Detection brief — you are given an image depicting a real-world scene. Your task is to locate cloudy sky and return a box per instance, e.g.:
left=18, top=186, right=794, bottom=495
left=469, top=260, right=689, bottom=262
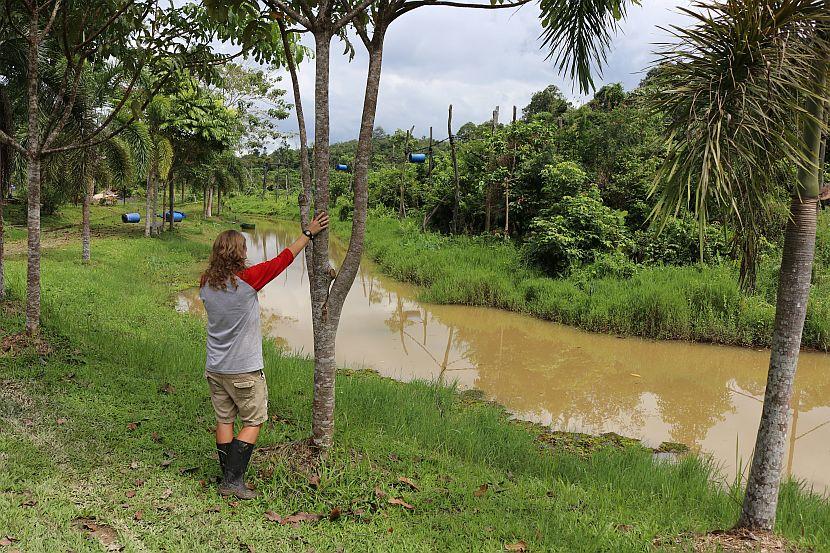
left=267, top=0, right=693, bottom=144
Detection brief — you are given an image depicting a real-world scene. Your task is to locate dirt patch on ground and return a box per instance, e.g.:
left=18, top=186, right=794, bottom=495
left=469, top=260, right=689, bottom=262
left=72, top=518, right=123, bottom=551
left=656, top=528, right=808, bottom=552
left=0, top=331, right=53, bottom=356
left=258, top=438, right=320, bottom=478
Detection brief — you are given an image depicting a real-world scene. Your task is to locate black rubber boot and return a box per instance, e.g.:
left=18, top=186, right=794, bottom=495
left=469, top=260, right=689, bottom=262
left=218, top=439, right=259, bottom=500
left=217, top=442, right=231, bottom=476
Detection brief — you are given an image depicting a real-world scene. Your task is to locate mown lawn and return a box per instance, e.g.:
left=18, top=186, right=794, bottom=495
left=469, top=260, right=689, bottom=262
left=0, top=202, right=828, bottom=551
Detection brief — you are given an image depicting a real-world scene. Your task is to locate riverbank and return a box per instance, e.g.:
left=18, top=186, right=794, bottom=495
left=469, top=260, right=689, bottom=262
left=2, top=203, right=828, bottom=551
left=225, top=194, right=830, bottom=350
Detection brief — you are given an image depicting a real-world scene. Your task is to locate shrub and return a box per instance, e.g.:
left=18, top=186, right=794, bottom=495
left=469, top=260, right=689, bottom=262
left=523, top=194, right=630, bottom=276
left=632, top=216, right=729, bottom=266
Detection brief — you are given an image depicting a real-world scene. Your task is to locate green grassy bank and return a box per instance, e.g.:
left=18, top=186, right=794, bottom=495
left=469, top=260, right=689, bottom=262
left=225, top=194, right=830, bottom=350
left=2, top=203, right=827, bottom=551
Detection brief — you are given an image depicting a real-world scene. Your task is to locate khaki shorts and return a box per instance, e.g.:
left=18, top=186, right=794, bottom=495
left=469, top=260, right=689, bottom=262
left=205, top=370, right=268, bottom=427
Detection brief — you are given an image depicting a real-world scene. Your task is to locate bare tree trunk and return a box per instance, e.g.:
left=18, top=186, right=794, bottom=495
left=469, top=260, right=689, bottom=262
left=309, top=30, right=337, bottom=449
left=168, top=179, right=174, bottom=231
left=82, top=174, right=93, bottom=262
left=25, top=12, right=42, bottom=335
left=206, top=182, right=213, bottom=218
left=505, top=105, right=516, bottom=237
left=161, top=178, right=167, bottom=229
left=399, top=128, right=411, bottom=218
left=144, top=166, right=153, bottom=237
left=278, top=19, right=313, bottom=277
left=449, top=104, right=460, bottom=235
left=738, top=62, right=826, bottom=531
left=313, top=26, right=386, bottom=449
left=216, top=186, right=221, bottom=216
left=0, top=87, right=11, bottom=300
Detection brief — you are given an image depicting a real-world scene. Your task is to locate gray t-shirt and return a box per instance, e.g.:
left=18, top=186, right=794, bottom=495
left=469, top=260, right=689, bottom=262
left=200, top=248, right=295, bottom=374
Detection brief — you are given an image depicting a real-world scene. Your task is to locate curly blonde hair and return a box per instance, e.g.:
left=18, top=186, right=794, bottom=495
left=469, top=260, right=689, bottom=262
left=201, top=230, right=247, bottom=290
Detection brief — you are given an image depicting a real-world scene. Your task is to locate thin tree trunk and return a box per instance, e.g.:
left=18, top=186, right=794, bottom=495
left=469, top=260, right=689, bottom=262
left=206, top=182, right=213, bottom=218
left=0, top=87, right=11, bottom=300
left=82, top=174, right=93, bottom=262
left=399, top=128, right=410, bottom=218
left=25, top=11, right=42, bottom=335
left=449, top=104, right=460, bottom=234
left=216, top=186, right=221, bottom=216
left=315, top=26, right=387, bottom=449
left=309, top=30, right=337, bottom=449
left=168, top=179, right=174, bottom=231
left=161, top=178, right=167, bottom=230
left=144, top=165, right=153, bottom=237
left=738, top=61, right=826, bottom=531
left=278, top=19, right=313, bottom=277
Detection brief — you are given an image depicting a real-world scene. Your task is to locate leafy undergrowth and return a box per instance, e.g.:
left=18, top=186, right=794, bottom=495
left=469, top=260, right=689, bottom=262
left=0, top=206, right=828, bottom=551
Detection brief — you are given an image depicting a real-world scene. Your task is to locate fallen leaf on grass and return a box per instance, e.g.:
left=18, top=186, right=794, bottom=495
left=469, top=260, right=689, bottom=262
left=0, top=536, right=18, bottom=546
left=307, top=475, right=320, bottom=488
left=264, top=511, right=282, bottom=523
left=179, top=466, right=197, bottom=475
left=388, top=453, right=399, bottom=462
left=160, top=460, right=172, bottom=468
left=133, top=511, right=143, bottom=521
left=504, top=541, right=527, bottom=552
left=329, top=507, right=341, bottom=521
left=151, top=432, right=161, bottom=443
left=129, top=461, right=139, bottom=470
left=397, top=477, right=419, bottom=491
left=198, top=479, right=207, bottom=488
left=163, top=450, right=176, bottom=459
left=228, top=501, right=239, bottom=508
left=161, top=488, right=172, bottom=499
left=56, top=418, right=66, bottom=425
left=473, top=484, right=488, bottom=497
left=134, top=479, right=144, bottom=487
left=19, top=499, right=36, bottom=508
left=615, top=524, right=633, bottom=533
left=125, top=490, right=136, bottom=498
left=22, top=419, right=34, bottom=427
left=388, top=497, right=414, bottom=510
left=373, top=486, right=387, bottom=499
left=264, top=511, right=322, bottom=526
left=126, top=422, right=139, bottom=431
left=158, top=383, right=176, bottom=395
left=206, top=506, right=220, bottom=513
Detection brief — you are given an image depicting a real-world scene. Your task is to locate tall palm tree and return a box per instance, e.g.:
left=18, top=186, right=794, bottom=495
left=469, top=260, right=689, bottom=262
left=650, top=0, right=828, bottom=531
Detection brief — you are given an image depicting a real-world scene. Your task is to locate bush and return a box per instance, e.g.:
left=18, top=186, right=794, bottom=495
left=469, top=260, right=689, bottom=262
left=632, top=216, right=729, bottom=266
left=523, top=194, right=630, bottom=276
left=540, top=161, right=593, bottom=201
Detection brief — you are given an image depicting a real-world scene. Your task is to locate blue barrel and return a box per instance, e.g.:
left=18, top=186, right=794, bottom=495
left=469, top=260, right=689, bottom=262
left=175, top=210, right=186, bottom=219
left=158, top=211, right=184, bottom=222
left=335, top=164, right=349, bottom=172
left=408, top=153, right=427, bottom=163
left=122, top=212, right=141, bottom=223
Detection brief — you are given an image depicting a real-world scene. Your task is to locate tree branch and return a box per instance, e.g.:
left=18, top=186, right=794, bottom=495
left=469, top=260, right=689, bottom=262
left=262, top=0, right=312, bottom=29
left=333, top=0, right=376, bottom=31
left=0, top=129, right=25, bottom=155
left=396, top=0, right=530, bottom=17
left=72, top=0, right=137, bottom=53
left=40, top=0, right=60, bottom=37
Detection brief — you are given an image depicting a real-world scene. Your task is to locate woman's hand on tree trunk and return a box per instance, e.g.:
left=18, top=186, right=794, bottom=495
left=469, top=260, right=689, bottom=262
left=308, top=212, right=329, bottom=236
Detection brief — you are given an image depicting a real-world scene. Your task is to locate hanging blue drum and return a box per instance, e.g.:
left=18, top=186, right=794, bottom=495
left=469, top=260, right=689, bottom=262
left=122, top=212, right=141, bottom=223
left=408, top=153, right=427, bottom=164
left=336, top=164, right=349, bottom=172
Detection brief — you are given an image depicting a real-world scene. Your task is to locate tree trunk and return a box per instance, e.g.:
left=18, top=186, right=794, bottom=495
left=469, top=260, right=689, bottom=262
left=144, top=165, right=153, bottom=237
left=278, top=19, right=314, bottom=277
left=206, top=182, right=213, bottom=218
left=216, top=186, right=221, bottom=216
left=168, top=179, right=174, bottom=231
left=399, top=128, right=410, bottom=218
left=309, top=30, right=337, bottom=449
left=449, top=104, right=461, bottom=234
left=82, top=174, right=93, bottom=262
left=161, top=178, right=167, bottom=229
left=738, top=62, right=826, bottom=531
left=0, top=88, right=10, bottom=300
left=25, top=12, right=41, bottom=335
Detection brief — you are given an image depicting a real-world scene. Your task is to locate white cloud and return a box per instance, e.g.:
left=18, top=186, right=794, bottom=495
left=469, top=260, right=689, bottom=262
left=266, top=0, right=693, bottom=145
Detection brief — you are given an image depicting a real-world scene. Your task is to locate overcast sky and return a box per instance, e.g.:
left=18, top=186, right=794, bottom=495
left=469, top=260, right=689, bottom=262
left=266, top=0, right=693, bottom=144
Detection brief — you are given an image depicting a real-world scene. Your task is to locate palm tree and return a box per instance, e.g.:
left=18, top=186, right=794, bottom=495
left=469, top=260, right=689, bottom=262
left=650, top=0, right=828, bottom=531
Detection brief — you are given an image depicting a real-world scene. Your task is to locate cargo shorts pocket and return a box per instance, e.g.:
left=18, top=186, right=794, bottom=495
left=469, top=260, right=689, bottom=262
left=232, top=380, right=256, bottom=399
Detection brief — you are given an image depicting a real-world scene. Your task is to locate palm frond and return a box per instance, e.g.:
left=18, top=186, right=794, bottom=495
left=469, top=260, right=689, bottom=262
left=99, top=137, right=135, bottom=189
left=539, top=0, right=639, bottom=93
left=154, top=136, right=174, bottom=181
left=650, top=0, right=830, bottom=230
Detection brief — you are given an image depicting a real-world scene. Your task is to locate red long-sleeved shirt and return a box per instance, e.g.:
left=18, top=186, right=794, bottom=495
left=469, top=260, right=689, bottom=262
left=237, top=248, right=295, bottom=291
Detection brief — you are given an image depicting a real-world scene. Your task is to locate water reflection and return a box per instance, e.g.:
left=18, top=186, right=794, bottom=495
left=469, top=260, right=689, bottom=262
left=178, top=220, right=830, bottom=493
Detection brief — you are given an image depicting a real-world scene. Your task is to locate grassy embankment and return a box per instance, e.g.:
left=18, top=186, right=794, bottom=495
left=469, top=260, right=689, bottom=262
left=225, top=194, right=830, bottom=350
left=1, top=201, right=828, bottom=551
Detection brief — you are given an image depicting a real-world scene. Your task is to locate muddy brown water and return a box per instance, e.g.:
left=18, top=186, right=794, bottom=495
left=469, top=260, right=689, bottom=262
left=178, top=220, right=830, bottom=494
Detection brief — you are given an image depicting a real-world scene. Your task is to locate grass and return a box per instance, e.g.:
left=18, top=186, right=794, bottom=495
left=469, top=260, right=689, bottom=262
left=1, top=199, right=828, bottom=551
left=224, top=194, right=830, bottom=350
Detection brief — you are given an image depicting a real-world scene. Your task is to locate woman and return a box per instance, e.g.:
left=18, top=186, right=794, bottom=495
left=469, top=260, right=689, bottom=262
left=200, top=212, right=329, bottom=499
